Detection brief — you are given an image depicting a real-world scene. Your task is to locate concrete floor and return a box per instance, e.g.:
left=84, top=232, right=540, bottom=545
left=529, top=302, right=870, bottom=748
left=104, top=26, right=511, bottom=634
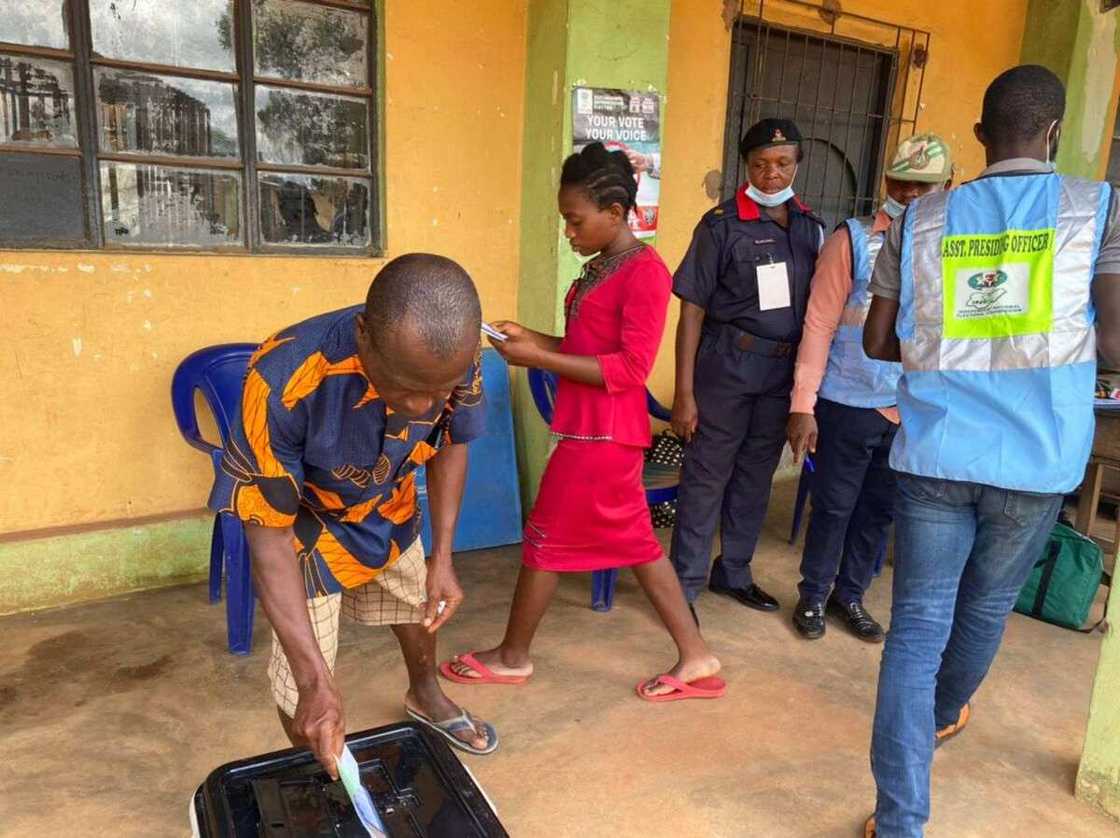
left=1, top=480, right=1117, bottom=837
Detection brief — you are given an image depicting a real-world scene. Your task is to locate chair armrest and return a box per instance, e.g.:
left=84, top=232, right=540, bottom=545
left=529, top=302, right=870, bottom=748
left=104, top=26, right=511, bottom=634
left=646, top=389, right=672, bottom=423
left=171, top=374, right=222, bottom=457
left=527, top=368, right=558, bottom=424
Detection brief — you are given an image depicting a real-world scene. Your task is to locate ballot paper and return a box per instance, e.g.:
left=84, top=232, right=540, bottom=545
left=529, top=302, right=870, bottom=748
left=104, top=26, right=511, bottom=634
left=482, top=322, right=508, bottom=342
left=337, top=744, right=388, bottom=837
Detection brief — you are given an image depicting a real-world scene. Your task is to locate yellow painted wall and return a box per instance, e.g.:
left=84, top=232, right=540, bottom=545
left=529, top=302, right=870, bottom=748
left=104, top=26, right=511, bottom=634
left=0, top=1, right=528, bottom=537
left=649, top=0, right=1030, bottom=403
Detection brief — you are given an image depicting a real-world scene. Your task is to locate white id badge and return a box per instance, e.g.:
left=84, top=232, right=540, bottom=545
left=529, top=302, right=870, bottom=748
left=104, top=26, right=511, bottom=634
left=756, top=261, right=791, bottom=311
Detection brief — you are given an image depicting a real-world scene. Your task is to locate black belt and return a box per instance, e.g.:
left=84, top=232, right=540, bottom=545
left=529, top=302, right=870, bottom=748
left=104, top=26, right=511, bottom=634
left=703, top=321, right=798, bottom=358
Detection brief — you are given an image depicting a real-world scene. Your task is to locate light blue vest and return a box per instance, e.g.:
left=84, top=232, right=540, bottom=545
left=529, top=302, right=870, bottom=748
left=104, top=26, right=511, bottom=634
left=893, top=173, right=1110, bottom=493
left=819, top=216, right=903, bottom=408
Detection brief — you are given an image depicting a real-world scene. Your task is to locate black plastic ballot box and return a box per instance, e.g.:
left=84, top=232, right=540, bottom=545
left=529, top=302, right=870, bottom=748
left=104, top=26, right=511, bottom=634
left=191, top=722, right=507, bottom=837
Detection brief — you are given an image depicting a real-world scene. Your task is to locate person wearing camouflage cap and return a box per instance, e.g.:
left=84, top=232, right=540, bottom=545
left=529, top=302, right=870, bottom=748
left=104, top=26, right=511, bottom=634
left=786, top=133, right=953, bottom=646
left=884, top=133, right=953, bottom=185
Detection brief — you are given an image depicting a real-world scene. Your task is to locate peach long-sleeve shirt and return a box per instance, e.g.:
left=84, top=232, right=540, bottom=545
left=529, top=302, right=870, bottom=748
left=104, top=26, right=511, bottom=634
left=790, top=209, right=899, bottom=423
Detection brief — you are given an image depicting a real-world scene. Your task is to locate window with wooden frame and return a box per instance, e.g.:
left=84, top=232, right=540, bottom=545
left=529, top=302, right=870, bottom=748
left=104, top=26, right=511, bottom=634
left=0, top=0, right=380, bottom=254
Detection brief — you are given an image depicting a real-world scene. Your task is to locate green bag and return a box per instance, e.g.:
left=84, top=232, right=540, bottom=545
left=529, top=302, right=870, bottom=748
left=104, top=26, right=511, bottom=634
left=1014, top=523, right=1110, bottom=632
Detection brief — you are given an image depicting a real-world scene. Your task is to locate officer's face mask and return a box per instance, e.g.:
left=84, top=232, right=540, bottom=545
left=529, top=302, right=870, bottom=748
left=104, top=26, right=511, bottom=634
left=746, top=168, right=797, bottom=208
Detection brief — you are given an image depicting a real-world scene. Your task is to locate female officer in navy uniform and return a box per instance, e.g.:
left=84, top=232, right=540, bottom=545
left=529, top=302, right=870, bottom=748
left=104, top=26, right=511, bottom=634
left=669, top=118, right=824, bottom=618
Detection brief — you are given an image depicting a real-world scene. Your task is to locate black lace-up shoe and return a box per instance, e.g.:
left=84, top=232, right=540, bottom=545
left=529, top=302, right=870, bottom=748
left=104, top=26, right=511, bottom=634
left=708, top=558, right=780, bottom=612
left=827, top=597, right=885, bottom=643
left=793, top=598, right=826, bottom=639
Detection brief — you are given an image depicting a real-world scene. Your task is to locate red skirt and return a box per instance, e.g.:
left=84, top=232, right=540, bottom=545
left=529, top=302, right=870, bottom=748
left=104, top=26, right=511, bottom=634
left=522, top=439, right=663, bottom=572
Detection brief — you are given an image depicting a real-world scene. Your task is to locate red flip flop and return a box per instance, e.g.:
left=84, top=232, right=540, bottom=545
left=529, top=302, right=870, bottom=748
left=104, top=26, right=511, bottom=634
left=636, top=674, right=727, bottom=703
left=439, top=652, right=530, bottom=686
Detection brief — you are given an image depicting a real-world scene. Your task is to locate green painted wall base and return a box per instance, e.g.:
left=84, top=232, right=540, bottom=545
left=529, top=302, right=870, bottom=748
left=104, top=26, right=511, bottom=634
left=0, top=515, right=212, bottom=616
left=1077, top=578, right=1120, bottom=823
left=514, top=0, right=673, bottom=505
left=1021, top=0, right=1120, bottom=178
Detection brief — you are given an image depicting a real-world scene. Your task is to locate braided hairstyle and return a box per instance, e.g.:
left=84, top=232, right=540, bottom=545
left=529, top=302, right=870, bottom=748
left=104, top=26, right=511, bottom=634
left=560, top=142, right=638, bottom=213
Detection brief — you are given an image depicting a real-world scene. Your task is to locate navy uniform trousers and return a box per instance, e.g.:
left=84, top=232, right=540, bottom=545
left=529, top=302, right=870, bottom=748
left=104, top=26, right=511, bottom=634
left=796, top=397, right=898, bottom=605
left=670, top=325, right=795, bottom=601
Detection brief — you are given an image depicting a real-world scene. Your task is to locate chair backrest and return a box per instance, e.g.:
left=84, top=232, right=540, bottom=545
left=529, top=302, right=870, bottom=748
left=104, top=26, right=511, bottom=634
left=171, top=343, right=258, bottom=456
left=526, top=367, right=672, bottom=425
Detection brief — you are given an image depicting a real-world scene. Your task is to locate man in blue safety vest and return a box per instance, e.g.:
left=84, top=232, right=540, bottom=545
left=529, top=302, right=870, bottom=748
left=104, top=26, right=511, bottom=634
left=787, top=134, right=953, bottom=643
left=861, top=65, right=1120, bottom=837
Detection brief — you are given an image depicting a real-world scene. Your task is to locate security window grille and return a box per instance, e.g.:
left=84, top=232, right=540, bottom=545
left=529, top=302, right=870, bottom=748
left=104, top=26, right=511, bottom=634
left=0, top=0, right=380, bottom=253
left=723, top=0, right=930, bottom=229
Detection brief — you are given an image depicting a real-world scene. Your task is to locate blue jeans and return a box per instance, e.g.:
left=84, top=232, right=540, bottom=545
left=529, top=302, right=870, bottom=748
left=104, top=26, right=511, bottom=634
left=871, top=474, right=1062, bottom=837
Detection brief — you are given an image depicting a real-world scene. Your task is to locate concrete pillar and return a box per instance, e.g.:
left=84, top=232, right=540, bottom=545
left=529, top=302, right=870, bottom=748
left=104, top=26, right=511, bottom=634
left=1020, top=0, right=1120, bottom=178
left=1077, top=582, right=1120, bottom=821
left=1022, top=2, right=1120, bottom=821
left=1020, top=1, right=1120, bottom=821
left=514, top=0, right=672, bottom=503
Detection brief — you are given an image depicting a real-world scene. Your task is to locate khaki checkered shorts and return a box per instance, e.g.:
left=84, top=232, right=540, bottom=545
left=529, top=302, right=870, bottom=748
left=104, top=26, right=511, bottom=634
left=268, top=538, right=427, bottom=718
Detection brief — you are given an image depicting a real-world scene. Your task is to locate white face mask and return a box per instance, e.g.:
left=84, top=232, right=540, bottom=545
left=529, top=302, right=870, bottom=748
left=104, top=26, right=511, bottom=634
left=882, top=195, right=907, bottom=219
left=746, top=178, right=796, bottom=208
left=882, top=182, right=947, bottom=219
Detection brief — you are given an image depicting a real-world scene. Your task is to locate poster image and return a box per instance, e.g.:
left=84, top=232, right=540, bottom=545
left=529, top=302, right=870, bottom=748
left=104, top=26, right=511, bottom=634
left=572, top=87, right=661, bottom=240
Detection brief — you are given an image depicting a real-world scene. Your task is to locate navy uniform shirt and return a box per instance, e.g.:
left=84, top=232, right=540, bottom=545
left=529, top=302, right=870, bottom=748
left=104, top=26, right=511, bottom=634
left=673, top=188, right=825, bottom=343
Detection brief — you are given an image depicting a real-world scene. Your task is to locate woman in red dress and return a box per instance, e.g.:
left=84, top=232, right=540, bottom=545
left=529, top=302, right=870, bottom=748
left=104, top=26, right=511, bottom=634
left=442, top=143, right=723, bottom=702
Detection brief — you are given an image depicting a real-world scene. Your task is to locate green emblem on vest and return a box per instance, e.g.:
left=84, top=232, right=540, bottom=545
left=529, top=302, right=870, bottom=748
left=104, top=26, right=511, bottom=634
left=941, top=229, right=1055, bottom=339
left=964, top=270, right=1010, bottom=313
left=967, top=270, right=1008, bottom=290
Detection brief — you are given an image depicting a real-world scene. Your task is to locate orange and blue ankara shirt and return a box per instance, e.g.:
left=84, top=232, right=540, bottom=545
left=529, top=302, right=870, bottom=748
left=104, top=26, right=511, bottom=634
left=208, top=305, right=485, bottom=598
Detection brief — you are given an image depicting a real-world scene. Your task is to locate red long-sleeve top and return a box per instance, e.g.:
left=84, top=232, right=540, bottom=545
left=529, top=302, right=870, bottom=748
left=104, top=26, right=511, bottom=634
left=551, top=247, right=672, bottom=447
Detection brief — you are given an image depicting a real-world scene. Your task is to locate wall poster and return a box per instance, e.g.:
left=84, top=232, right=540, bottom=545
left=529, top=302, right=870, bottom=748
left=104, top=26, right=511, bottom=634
left=572, top=86, right=661, bottom=241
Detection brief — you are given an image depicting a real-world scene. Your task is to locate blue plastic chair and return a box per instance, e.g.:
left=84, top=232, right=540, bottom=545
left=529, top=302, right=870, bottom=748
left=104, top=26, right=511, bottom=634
left=526, top=368, right=678, bottom=612
left=415, top=349, right=523, bottom=553
left=171, top=343, right=258, bottom=655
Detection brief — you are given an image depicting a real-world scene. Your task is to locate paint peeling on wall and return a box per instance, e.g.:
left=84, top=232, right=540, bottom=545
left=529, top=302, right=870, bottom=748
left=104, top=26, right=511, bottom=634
left=0, top=263, right=74, bottom=274
left=1080, top=9, right=1118, bottom=161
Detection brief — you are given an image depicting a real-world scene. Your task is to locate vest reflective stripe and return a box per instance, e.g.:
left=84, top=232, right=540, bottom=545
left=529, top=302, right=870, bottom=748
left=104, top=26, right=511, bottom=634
left=893, top=173, right=1109, bottom=493
left=818, top=216, right=903, bottom=408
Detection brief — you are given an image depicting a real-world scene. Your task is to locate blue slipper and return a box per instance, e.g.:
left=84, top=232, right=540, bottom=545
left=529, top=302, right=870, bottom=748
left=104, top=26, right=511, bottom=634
left=405, top=705, right=499, bottom=756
